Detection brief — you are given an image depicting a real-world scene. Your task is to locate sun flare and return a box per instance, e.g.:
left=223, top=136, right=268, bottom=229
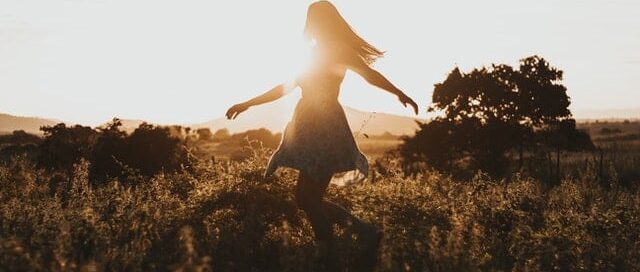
left=279, top=39, right=317, bottom=120
left=289, top=40, right=318, bottom=81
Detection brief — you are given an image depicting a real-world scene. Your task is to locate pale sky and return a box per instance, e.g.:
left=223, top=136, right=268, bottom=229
left=1, top=0, right=639, bottom=125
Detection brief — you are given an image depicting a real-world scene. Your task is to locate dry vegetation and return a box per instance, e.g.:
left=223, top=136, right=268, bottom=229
left=2, top=145, right=639, bottom=271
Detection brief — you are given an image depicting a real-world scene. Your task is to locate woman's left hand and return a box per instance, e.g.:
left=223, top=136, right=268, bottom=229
left=226, top=103, right=250, bottom=120
left=398, top=93, right=419, bottom=115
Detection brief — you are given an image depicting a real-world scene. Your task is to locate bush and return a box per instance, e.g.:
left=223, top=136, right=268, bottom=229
left=36, top=121, right=190, bottom=184
left=38, top=124, right=98, bottom=171
left=123, top=123, right=190, bottom=177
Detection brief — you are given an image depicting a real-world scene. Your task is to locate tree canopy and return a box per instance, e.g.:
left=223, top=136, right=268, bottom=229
left=401, top=56, right=593, bottom=179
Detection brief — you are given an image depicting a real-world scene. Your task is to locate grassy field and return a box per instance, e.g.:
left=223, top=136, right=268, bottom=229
left=1, top=148, right=639, bottom=271
left=355, top=137, right=403, bottom=159
left=192, top=134, right=402, bottom=162
left=1, top=122, right=639, bottom=271
left=578, top=120, right=640, bottom=140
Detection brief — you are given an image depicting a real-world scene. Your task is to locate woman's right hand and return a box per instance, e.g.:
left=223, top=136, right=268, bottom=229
left=226, top=103, right=250, bottom=120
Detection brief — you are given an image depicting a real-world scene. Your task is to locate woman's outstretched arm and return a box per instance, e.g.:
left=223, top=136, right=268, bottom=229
left=226, top=82, right=298, bottom=120
left=343, top=55, right=419, bottom=115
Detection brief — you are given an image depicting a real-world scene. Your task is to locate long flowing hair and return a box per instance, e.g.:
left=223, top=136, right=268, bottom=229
left=304, top=1, right=384, bottom=65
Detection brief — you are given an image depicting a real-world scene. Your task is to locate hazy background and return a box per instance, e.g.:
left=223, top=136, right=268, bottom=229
left=1, top=0, right=639, bottom=125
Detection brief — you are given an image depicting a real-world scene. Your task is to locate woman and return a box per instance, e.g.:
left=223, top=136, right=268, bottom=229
left=226, top=0, right=418, bottom=264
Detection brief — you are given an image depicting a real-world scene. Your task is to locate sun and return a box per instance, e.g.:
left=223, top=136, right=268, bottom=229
left=286, top=39, right=317, bottom=86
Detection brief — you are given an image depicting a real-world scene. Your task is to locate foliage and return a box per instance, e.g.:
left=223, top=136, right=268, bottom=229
left=402, top=56, right=594, bottom=179
left=537, top=119, right=595, bottom=153
left=399, top=120, right=461, bottom=174
left=124, top=123, right=190, bottom=177
left=0, top=130, right=42, bottom=161
left=90, top=119, right=128, bottom=182
left=36, top=120, right=190, bottom=184
left=221, top=128, right=282, bottom=161
left=1, top=150, right=639, bottom=271
left=0, top=130, right=42, bottom=147
left=212, top=128, right=231, bottom=142
left=225, top=129, right=281, bottom=149
left=38, top=124, right=98, bottom=171
left=195, top=128, right=214, bottom=142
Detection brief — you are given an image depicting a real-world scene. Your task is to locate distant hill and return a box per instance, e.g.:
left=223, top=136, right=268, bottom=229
left=191, top=103, right=422, bottom=136
left=344, top=106, right=422, bottom=136
left=1, top=105, right=422, bottom=137
left=573, top=108, right=640, bottom=122
left=0, top=113, right=61, bottom=135
left=4, top=106, right=639, bottom=137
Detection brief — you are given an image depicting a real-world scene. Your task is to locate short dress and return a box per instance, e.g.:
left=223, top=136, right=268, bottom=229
left=264, top=52, right=369, bottom=182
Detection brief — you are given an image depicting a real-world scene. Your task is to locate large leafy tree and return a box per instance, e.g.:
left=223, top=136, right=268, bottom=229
left=401, top=56, right=592, bottom=178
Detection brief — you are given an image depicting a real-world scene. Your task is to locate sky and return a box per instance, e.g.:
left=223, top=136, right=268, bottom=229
left=1, top=0, right=639, bottom=125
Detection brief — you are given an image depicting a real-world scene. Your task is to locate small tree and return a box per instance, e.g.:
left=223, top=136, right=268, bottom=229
left=0, top=130, right=42, bottom=146
left=124, top=123, right=189, bottom=176
left=90, top=118, right=127, bottom=183
left=196, top=128, right=214, bottom=142
left=213, top=128, right=231, bottom=142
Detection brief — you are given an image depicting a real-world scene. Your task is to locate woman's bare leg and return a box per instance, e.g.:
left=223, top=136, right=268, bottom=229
left=295, top=172, right=333, bottom=242
left=295, top=172, right=381, bottom=269
left=295, top=172, right=376, bottom=236
left=323, top=200, right=367, bottom=229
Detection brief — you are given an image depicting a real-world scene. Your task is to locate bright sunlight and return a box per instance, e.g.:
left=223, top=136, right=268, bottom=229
left=1, top=0, right=638, bottom=125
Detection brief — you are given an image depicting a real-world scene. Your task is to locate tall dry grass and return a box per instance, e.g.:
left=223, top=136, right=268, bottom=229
left=1, top=149, right=639, bottom=271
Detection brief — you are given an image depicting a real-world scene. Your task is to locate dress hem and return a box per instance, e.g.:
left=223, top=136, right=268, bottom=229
left=264, top=151, right=369, bottom=181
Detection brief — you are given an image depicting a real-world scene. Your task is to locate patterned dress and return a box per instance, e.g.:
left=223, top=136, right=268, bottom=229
left=264, top=49, right=369, bottom=182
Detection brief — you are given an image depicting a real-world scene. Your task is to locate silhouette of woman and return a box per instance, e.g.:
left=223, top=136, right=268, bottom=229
left=226, top=0, right=418, bottom=265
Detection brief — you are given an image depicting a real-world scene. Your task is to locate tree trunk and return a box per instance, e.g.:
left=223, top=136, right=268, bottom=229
left=598, top=148, right=604, bottom=184
left=556, top=145, right=561, bottom=185
left=518, top=142, right=524, bottom=170
left=547, top=151, right=553, bottom=184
